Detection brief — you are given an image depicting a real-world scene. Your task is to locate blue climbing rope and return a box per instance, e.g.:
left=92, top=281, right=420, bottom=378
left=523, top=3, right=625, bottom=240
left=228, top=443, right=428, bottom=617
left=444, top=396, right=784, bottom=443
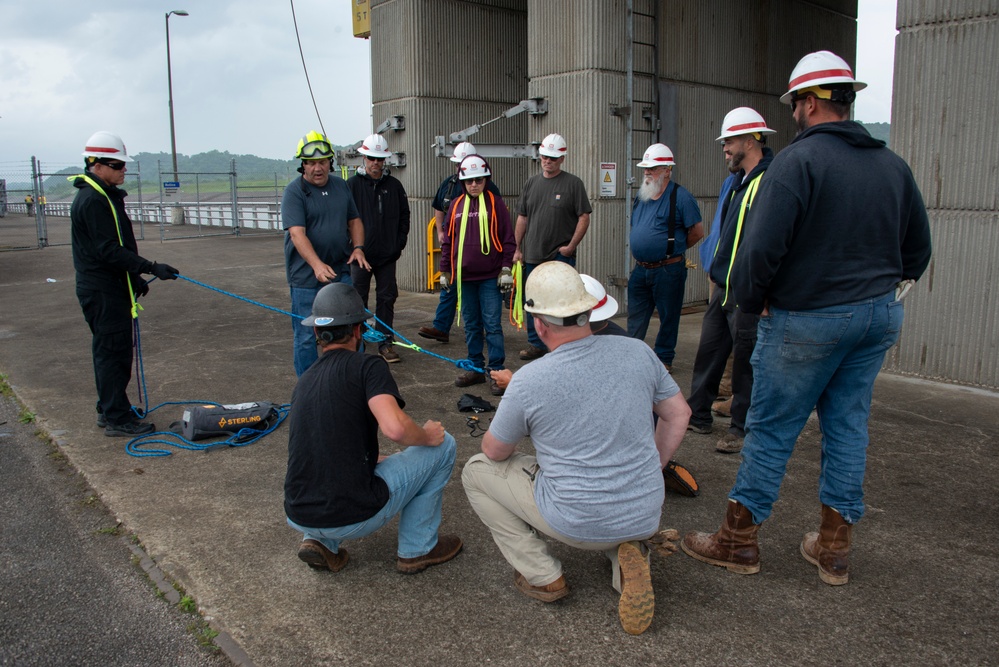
left=123, top=274, right=484, bottom=457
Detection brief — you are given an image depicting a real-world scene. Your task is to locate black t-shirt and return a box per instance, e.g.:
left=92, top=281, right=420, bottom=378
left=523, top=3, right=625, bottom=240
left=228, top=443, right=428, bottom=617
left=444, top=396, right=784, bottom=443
left=284, top=348, right=403, bottom=528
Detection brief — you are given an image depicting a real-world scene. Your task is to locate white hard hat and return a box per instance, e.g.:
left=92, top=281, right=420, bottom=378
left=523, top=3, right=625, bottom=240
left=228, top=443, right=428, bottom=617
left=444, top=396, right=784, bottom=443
left=82, top=131, right=133, bottom=162
left=716, top=107, right=776, bottom=142
left=538, top=133, right=568, bottom=158
left=779, top=50, right=867, bottom=105
left=579, top=274, right=618, bottom=322
left=524, top=261, right=598, bottom=320
left=637, top=143, right=675, bottom=168
left=451, top=141, right=477, bottom=163
left=358, top=133, right=392, bottom=158
left=457, top=155, right=490, bottom=180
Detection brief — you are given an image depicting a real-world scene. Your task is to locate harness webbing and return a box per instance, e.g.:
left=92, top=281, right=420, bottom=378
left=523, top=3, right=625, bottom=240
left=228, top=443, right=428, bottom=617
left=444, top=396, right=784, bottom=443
left=70, top=173, right=142, bottom=319
left=722, top=173, right=763, bottom=306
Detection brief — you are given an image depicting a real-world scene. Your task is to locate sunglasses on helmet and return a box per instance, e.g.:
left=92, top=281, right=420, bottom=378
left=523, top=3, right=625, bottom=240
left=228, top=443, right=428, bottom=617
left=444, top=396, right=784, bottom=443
left=300, top=142, right=333, bottom=158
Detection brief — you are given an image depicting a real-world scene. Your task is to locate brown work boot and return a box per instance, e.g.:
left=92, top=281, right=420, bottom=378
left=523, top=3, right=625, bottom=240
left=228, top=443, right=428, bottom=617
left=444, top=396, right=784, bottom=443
left=519, top=345, right=547, bottom=361
left=681, top=499, right=761, bottom=574
left=712, top=397, right=732, bottom=417
left=715, top=432, right=743, bottom=453
left=800, top=505, right=852, bottom=586
left=618, top=541, right=654, bottom=635
left=379, top=345, right=401, bottom=363
left=455, top=371, right=486, bottom=387
left=513, top=571, right=569, bottom=602
left=396, top=534, right=463, bottom=574
left=298, top=539, right=349, bottom=572
left=417, top=326, right=449, bottom=343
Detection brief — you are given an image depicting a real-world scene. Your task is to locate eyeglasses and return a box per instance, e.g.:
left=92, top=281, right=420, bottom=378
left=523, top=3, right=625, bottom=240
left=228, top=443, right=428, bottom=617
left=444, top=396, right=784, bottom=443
left=101, top=160, right=127, bottom=171
left=466, top=177, right=486, bottom=184
left=540, top=155, right=562, bottom=162
left=366, top=156, right=386, bottom=162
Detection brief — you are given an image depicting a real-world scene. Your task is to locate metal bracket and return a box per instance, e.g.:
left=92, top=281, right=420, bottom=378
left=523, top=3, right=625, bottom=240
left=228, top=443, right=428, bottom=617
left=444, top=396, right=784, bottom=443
left=443, top=98, right=548, bottom=144
left=609, top=103, right=631, bottom=117
left=374, top=115, right=406, bottom=134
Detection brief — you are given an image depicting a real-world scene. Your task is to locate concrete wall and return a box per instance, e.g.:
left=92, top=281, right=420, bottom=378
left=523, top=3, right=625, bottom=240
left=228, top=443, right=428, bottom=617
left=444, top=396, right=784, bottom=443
left=369, top=0, right=529, bottom=292
left=885, top=0, right=999, bottom=388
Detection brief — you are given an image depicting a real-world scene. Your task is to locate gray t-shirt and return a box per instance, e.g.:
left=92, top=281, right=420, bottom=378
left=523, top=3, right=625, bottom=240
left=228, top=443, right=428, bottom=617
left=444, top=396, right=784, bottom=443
left=489, top=334, right=677, bottom=542
left=516, top=171, right=592, bottom=264
left=282, top=175, right=359, bottom=289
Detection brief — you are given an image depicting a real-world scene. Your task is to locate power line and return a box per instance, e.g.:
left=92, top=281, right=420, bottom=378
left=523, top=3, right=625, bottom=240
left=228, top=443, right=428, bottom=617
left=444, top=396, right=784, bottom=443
left=289, top=0, right=326, bottom=137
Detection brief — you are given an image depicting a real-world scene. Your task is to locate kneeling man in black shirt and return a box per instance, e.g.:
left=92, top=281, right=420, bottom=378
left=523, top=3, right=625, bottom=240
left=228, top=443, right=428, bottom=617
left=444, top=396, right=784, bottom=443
left=284, top=283, right=462, bottom=573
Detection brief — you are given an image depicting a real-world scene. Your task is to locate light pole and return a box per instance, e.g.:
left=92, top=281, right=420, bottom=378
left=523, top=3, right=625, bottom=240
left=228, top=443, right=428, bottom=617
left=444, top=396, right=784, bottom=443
left=165, top=9, right=189, bottom=183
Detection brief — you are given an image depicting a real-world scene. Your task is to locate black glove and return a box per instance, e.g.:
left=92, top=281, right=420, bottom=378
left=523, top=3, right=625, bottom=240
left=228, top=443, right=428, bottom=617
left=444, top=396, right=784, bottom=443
left=151, top=262, right=179, bottom=281
left=133, top=275, right=149, bottom=298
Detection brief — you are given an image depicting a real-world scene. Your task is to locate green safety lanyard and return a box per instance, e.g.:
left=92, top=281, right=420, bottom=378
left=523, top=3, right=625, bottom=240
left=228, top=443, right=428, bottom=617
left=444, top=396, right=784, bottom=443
left=69, top=174, right=142, bottom=319
left=722, top=173, right=763, bottom=307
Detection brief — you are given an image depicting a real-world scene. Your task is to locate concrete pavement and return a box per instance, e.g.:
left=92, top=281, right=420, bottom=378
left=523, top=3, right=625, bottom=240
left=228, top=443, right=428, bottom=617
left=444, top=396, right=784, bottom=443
left=1, top=228, right=996, bottom=666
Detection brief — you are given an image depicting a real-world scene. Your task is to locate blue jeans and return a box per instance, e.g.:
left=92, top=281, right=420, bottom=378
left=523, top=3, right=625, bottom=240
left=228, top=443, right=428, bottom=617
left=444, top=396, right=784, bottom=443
left=460, top=279, right=506, bottom=371
left=290, top=271, right=351, bottom=377
left=286, top=433, right=457, bottom=558
left=626, top=261, right=687, bottom=366
left=730, top=292, right=903, bottom=525
left=432, top=283, right=458, bottom=333
left=523, top=254, right=576, bottom=350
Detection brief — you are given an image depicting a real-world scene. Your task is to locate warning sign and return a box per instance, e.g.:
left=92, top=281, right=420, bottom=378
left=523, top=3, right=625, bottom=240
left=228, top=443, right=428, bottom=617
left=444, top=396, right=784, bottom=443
left=599, top=163, right=616, bottom=197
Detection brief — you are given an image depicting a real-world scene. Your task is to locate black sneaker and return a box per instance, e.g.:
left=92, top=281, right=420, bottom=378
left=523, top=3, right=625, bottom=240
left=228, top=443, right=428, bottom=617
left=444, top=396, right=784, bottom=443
left=105, top=421, right=155, bottom=437
left=96, top=412, right=107, bottom=428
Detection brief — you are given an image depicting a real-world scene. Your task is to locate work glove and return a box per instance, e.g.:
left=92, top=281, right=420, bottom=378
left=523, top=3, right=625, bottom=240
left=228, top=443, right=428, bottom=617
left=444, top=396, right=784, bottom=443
left=133, top=275, right=149, bottom=298
left=498, top=267, right=514, bottom=294
left=151, top=262, right=179, bottom=281
left=439, top=274, right=450, bottom=291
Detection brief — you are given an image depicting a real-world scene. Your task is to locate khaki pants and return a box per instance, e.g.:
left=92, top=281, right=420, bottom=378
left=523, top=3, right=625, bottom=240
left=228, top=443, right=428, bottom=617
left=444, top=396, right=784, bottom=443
left=462, top=452, right=645, bottom=591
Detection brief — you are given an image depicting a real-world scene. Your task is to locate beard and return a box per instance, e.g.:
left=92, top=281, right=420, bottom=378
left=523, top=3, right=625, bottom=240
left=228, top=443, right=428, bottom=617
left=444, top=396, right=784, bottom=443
left=637, top=172, right=667, bottom=202
left=726, top=149, right=746, bottom=174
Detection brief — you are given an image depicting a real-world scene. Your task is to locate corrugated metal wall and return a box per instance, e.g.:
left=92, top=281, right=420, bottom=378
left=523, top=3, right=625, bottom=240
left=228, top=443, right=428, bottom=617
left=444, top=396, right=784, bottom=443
left=885, top=1, right=999, bottom=387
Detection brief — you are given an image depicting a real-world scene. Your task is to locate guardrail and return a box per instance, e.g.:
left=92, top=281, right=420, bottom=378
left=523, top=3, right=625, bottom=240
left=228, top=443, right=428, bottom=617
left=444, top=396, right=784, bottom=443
left=38, top=201, right=284, bottom=233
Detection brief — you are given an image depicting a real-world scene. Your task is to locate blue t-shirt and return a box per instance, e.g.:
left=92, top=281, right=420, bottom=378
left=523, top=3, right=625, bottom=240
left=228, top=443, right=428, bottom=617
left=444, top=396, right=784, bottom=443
left=282, top=175, right=359, bottom=289
left=629, top=181, right=702, bottom=263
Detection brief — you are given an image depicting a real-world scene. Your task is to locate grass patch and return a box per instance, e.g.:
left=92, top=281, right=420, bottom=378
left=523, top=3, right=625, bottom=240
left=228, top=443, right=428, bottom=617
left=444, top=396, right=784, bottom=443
left=179, top=595, right=198, bottom=614
left=18, top=408, right=35, bottom=423
left=0, top=373, right=13, bottom=398
left=96, top=524, right=122, bottom=536
left=188, top=622, right=221, bottom=651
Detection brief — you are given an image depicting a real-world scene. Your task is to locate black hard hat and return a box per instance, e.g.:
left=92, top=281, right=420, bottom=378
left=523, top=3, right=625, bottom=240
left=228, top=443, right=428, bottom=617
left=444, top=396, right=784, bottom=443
left=301, top=283, right=370, bottom=327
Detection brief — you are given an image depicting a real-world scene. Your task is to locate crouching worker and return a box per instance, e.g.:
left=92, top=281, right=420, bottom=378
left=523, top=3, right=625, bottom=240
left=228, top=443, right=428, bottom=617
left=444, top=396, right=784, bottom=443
left=461, top=262, right=690, bottom=635
left=284, top=283, right=462, bottom=574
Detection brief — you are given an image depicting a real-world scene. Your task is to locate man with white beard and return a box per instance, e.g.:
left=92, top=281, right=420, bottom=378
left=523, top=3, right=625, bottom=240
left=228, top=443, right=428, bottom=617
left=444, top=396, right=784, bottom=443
left=626, top=144, right=703, bottom=371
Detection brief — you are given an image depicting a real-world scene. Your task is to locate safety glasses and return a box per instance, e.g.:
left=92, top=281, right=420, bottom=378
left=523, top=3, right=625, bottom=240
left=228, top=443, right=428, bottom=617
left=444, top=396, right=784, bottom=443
left=365, top=156, right=386, bottom=162
left=299, top=142, right=333, bottom=158
left=466, top=177, right=486, bottom=184
left=100, top=160, right=127, bottom=171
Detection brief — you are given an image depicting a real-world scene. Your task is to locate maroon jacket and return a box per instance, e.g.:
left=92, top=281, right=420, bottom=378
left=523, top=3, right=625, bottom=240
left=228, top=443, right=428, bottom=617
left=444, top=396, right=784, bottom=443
left=440, top=189, right=515, bottom=282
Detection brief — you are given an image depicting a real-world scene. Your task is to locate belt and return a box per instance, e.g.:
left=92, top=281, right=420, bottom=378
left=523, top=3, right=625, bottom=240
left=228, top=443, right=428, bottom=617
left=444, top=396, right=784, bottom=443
left=635, top=255, right=684, bottom=270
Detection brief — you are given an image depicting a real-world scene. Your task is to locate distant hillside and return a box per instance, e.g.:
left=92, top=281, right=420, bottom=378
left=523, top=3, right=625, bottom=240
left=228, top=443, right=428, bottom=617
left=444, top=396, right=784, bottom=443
left=858, top=121, right=890, bottom=146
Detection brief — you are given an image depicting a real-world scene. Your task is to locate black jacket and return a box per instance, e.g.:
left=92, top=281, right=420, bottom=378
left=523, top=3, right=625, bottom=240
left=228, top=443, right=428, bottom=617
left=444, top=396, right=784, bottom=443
left=709, top=147, right=775, bottom=291
left=732, top=121, right=932, bottom=313
left=346, top=172, right=410, bottom=266
left=70, top=172, right=152, bottom=294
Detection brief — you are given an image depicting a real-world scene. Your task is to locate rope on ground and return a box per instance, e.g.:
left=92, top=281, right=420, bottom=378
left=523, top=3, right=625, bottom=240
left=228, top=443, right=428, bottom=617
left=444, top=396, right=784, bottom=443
left=124, top=402, right=292, bottom=458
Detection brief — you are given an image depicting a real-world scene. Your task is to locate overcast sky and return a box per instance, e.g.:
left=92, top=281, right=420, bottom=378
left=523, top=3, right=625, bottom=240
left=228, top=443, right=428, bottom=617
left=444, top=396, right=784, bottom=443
left=0, top=1, right=897, bottom=167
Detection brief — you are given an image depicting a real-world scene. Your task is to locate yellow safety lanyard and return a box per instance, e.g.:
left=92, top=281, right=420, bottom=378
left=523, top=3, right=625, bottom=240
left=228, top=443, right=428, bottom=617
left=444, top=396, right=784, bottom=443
left=451, top=192, right=493, bottom=328
left=70, top=174, right=142, bottom=319
left=722, top=173, right=763, bottom=307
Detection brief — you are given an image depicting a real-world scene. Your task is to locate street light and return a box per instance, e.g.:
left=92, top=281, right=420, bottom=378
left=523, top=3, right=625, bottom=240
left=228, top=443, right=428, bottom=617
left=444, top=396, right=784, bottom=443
left=165, top=9, right=189, bottom=183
